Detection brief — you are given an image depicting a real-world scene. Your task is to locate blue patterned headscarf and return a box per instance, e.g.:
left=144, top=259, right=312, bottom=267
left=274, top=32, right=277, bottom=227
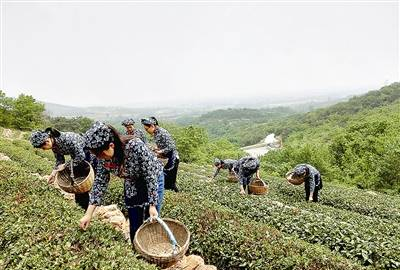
left=292, top=164, right=308, bottom=177
left=30, top=130, right=49, bottom=148
left=214, top=158, right=221, bottom=166
left=121, top=118, right=135, bottom=127
left=84, top=121, right=114, bottom=150
left=141, top=118, right=157, bottom=126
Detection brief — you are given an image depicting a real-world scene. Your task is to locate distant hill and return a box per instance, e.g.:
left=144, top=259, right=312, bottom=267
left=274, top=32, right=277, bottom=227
left=268, top=82, right=400, bottom=138
left=44, top=102, right=87, bottom=117
left=175, top=96, right=349, bottom=146
left=180, top=83, right=400, bottom=147
left=43, top=102, right=208, bottom=123
left=44, top=91, right=349, bottom=122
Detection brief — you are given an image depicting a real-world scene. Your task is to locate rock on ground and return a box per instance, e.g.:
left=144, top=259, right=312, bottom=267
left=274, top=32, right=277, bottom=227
left=0, top=153, right=11, bottom=161
left=2, top=129, right=13, bottom=138
left=164, top=255, right=210, bottom=270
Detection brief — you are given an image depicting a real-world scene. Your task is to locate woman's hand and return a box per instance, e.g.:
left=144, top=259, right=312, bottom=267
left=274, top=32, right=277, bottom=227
left=56, top=163, right=68, bottom=171
left=47, top=170, right=58, bottom=184
left=149, top=205, right=158, bottom=222
left=155, top=150, right=164, bottom=158
left=79, top=214, right=92, bottom=230
left=79, top=205, right=96, bottom=230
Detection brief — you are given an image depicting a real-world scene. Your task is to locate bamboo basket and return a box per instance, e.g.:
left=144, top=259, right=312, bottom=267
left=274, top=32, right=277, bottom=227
left=249, top=179, right=269, bottom=195
left=286, top=173, right=305, bottom=185
left=227, top=172, right=237, bottom=182
left=55, top=161, right=94, bottom=194
left=134, top=218, right=190, bottom=268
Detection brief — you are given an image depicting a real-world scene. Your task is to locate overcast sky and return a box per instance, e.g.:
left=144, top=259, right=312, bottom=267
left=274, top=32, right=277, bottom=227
left=0, top=0, right=398, bottom=107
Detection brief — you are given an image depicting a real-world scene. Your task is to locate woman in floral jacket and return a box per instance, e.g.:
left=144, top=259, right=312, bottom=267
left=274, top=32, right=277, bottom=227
left=121, top=118, right=147, bottom=143
left=233, top=156, right=261, bottom=194
left=212, top=158, right=237, bottom=179
left=30, top=128, right=97, bottom=210
left=79, top=122, right=164, bottom=241
left=141, top=117, right=180, bottom=192
left=286, top=164, right=323, bottom=202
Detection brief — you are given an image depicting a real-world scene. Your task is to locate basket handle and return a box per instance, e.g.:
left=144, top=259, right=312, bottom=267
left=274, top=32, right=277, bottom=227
left=69, top=160, right=75, bottom=185
left=146, top=217, right=179, bottom=254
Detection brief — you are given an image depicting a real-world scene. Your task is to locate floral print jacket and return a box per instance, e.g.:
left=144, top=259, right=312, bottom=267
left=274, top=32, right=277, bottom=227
left=213, top=159, right=237, bottom=178
left=89, top=138, right=163, bottom=207
left=293, top=164, right=322, bottom=193
left=51, top=132, right=88, bottom=169
left=126, top=129, right=147, bottom=144
left=153, top=127, right=178, bottom=157
left=233, top=156, right=260, bottom=185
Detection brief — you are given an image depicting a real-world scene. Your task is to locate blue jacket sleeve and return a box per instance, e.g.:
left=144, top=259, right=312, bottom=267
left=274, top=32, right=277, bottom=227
left=89, top=160, right=111, bottom=206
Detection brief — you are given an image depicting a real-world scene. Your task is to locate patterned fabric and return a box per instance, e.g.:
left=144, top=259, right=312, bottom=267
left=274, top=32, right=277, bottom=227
left=141, top=118, right=157, bottom=126
left=89, top=138, right=163, bottom=207
left=233, top=156, right=260, bottom=185
left=51, top=132, right=89, bottom=169
left=125, top=128, right=147, bottom=143
left=84, top=121, right=113, bottom=149
left=293, top=164, right=322, bottom=193
left=213, top=159, right=237, bottom=178
left=153, top=127, right=177, bottom=156
left=121, top=118, right=135, bottom=126
left=214, top=158, right=221, bottom=166
left=30, top=131, right=49, bottom=148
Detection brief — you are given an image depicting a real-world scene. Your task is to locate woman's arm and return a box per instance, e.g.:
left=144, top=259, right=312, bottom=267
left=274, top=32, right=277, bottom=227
left=54, top=152, right=65, bottom=169
left=79, top=161, right=110, bottom=229
left=71, top=142, right=86, bottom=167
left=80, top=204, right=97, bottom=230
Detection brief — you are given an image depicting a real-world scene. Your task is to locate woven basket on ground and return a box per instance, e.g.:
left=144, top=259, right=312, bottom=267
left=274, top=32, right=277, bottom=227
left=227, top=173, right=237, bottom=182
left=249, top=179, right=269, bottom=195
left=134, top=218, right=190, bottom=268
left=55, top=161, right=94, bottom=194
left=286, top=173, right=305, bottom=185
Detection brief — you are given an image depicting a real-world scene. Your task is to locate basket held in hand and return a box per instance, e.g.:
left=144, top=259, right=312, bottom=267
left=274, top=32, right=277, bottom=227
left=227, top=172, right=237, bottom=182
left=286, top=173, right=305, bottom=185
left=55, top=161, right=94, bottom=194
left=134, top=217, right=190, bottom=267
left=249, top=178, right=269, bottom=195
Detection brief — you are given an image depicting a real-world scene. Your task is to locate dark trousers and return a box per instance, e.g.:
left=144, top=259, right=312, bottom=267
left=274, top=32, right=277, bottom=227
left=75, top=192, right=89, bottom=210
left=157, top=172, right=165, bottom=214
left=128, top=205, right=150, bottom=243
left=305, top=183, right=321, bottom=202
left=125, top=173, right=164, bottom=243
left=164, top=158, right=179, bottom=192
left=241, top=174, right=253, bottom=193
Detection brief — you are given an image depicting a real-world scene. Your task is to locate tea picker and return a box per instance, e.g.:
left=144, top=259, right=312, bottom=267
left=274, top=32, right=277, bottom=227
left=30, top=128, right=97, bottom=210
left=233, top=156, right=264, bottom=195
left=142, top=117, right=180, bottom=193
left=212, top=158, right=237, bottom=180
left=121, top=118, right=147, bottom=143
left=79, top=122, right=165, bottom=242
left=285, top=164, right=323, bottom=202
